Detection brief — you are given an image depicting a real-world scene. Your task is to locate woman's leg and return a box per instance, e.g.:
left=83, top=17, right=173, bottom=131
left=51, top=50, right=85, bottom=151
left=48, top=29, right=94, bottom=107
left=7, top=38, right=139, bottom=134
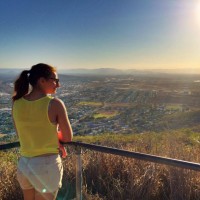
left=22, top=188, right=58, bottom=200
left=22, top=188, right=35, bottom=200
left=35, top=190, right=58, bottom=200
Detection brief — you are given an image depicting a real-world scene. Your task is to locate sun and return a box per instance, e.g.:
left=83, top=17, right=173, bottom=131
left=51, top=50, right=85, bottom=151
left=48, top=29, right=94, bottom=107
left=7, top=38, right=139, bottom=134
left=195, top=2, right=200, bottom=22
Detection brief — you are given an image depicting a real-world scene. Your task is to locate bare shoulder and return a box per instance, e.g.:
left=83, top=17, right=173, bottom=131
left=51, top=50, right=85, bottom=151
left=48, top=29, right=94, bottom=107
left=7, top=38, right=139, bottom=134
left=51, top=97, right=64, bottom=105
left=50, top=97, right=66, bottom=111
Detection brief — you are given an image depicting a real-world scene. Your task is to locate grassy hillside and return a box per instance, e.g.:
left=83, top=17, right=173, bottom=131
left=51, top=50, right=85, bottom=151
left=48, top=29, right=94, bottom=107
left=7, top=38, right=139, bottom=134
left=156, top=110, right=200, bottom=131
left=1, top=130, right=200, bottom=200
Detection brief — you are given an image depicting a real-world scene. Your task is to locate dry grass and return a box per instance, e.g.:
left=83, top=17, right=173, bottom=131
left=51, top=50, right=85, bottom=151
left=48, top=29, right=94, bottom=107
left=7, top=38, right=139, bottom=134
left=0, top=151, right=22, bottom=200
left=0, top=133, right=5, bottom=138
left=1, top=130, right=200, bottom=200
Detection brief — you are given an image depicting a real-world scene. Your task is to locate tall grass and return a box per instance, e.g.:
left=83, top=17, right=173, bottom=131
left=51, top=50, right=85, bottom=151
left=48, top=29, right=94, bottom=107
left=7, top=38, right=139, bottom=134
left=0, top=151, right=22, bottom=200
left=76, top=130, right=200, bottom=200
left=1, top=130, right=200, bottom=199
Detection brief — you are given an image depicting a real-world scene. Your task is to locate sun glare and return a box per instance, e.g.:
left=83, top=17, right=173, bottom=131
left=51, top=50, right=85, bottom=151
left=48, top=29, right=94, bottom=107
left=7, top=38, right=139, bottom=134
left=195, top=2, right=200, bottom=22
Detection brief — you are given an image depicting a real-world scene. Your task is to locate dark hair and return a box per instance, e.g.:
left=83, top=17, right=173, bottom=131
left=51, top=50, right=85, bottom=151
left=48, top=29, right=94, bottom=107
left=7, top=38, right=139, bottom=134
left=12, top=63, right=56, bottom=101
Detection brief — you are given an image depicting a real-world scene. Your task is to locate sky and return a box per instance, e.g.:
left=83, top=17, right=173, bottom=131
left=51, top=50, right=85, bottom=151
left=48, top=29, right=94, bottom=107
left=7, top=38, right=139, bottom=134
left=0, top=0, right=200, bottom=70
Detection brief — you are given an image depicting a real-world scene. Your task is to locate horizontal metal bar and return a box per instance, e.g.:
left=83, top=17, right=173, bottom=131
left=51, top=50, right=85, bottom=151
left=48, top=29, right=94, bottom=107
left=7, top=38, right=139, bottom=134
left=0, top=141, right=20, bottom=150
left=66, top=141, right=200, bottom=171
left=1, top=141, right=200, bottom=171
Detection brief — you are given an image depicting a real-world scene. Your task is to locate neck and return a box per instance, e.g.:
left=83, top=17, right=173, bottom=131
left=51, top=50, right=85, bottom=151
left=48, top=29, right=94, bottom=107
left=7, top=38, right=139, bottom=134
left=26, top=88, right=48, bottom=100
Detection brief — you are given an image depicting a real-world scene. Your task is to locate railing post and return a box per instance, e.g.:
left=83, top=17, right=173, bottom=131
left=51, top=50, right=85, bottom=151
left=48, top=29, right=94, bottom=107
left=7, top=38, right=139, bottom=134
left=75, top=146, right=82, bottom=200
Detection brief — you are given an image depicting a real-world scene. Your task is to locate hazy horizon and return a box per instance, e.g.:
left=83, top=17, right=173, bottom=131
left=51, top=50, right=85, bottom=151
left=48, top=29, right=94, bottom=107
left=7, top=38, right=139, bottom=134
left=0, top=0, right=200, bottom=70
left=1, top=66, right=200, bottom=75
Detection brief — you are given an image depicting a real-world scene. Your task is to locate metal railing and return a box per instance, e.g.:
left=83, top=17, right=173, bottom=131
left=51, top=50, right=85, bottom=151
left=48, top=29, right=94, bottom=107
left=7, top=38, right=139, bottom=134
left=1, top=141, right=200, bottom=200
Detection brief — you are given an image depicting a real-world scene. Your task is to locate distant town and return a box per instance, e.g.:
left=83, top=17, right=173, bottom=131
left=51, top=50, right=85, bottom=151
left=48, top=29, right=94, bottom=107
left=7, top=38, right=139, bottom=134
left=1, top=70, right=200, bottom=136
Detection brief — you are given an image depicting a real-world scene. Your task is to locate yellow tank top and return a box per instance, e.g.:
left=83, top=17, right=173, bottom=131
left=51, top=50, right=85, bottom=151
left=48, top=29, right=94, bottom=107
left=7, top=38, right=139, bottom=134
left=13, top=96, right=59, bottom=157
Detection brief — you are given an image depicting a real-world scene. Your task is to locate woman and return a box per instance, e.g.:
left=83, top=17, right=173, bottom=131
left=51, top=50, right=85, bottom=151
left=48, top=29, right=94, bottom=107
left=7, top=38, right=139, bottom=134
left=12, top=63, right=73, bottom=200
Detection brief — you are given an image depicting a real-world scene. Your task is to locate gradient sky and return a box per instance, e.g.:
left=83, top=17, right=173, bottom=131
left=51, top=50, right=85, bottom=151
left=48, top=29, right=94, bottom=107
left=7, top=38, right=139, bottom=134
left=0, top=0, right=200, bottom=70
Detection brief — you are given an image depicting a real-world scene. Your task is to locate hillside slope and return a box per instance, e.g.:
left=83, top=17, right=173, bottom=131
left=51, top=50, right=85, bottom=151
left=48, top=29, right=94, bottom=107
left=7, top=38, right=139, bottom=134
left=155, top=110, right=200, bottom=131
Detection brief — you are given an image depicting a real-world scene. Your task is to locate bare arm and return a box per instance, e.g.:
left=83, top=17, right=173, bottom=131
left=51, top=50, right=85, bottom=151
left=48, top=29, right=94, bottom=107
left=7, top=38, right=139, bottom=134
left=51, top=98, right=73, bottom=142
left=12, top=102, right=19, bottom=138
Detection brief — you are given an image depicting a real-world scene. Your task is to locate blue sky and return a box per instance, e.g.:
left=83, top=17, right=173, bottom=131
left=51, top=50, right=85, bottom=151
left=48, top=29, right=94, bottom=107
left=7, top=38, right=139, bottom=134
left=0, top=0, right=200, bottom=70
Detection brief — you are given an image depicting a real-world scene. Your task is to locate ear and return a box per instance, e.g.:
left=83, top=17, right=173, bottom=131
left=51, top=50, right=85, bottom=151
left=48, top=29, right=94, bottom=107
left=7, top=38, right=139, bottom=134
left=38, top=77, right=47, bottom=84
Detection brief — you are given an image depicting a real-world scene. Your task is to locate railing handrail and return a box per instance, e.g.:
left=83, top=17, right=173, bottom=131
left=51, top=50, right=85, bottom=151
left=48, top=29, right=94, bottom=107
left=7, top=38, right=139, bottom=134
left=1, top=141, right=200, bottom=171
left=0, top=141, right=20, bottom=150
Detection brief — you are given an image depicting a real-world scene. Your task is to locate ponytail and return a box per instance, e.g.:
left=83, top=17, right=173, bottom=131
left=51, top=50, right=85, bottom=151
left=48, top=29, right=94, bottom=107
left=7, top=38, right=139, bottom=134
left=12, top=70, right=30, bottom=101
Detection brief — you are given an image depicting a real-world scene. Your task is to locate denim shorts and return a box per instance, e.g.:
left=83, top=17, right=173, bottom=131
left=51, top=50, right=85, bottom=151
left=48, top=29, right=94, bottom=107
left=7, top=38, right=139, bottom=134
left=17, top=154, right=63, bottom=193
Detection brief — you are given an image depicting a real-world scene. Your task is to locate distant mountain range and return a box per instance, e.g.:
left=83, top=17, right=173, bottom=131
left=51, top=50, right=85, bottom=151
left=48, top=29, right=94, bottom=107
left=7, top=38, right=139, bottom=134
left=0, top=67, right=200, bottom=77
left=60, top=68, right=200, bottom=75
left=60, top=68, right=134, bottom=75
left=0, top=68, right=25, bottom=75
